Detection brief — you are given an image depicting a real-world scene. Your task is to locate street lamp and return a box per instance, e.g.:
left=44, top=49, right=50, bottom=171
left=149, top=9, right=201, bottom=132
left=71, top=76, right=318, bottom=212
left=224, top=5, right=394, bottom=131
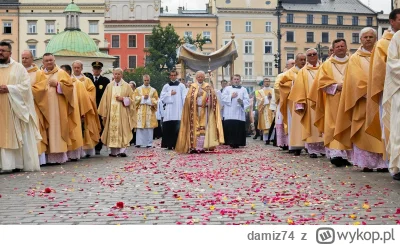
left=274, top=0, right=284, bottom=74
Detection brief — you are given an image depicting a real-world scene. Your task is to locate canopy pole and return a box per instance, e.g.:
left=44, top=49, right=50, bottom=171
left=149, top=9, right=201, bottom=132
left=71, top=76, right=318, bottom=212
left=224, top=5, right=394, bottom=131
left=181, top=61, right=185, bottom=82
left=221, top=66, right=224, bottom=82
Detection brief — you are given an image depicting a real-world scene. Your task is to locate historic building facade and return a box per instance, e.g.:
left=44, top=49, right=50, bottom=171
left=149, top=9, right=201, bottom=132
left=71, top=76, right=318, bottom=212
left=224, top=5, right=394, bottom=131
left=281, top=0, right=378, bottom=65
left=19, top=0, right=105, bottom=59
left=0, top=0, right=20, bottom=61
left=104, top=0, right=161, bottom=69
left=211, top=0, right=278, bottom=91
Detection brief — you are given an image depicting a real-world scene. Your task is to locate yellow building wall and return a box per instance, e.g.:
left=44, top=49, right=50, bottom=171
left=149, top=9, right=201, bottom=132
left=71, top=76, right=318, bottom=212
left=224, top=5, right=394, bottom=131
left=0, top=8, right=19, bottom=61
left=19, top=0, right=105, bottom=59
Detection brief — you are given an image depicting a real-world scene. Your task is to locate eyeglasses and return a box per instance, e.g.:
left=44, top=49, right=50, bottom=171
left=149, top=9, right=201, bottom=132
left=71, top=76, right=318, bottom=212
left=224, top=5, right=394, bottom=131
left=0, top=50, right=11, bottom=53
left=169, top=74, right=177, bottom=76
left=307, top=53, right=318, bottom=57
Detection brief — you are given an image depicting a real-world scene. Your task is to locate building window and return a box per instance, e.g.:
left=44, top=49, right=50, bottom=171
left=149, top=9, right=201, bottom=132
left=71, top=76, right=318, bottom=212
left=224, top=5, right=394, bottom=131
left=111, top=35, right=119, bottom=48
left=264, top=62, right=273, bottom=76
left=128, top=35, right=137, bottom=48
left=337, top=16, right=343, bottom=25
left=264, top=41, right=272, bottom=54
left=322, top=15, right=328, bottom=25
left=322, top=32, right=329, bottom=43
left=352, top=33, right=360, bottom=43
left=3, top=22, right=11, bottom=34
left=244, top=62, right=253, bottom=77
left=245, top=21, right=252, bottom=32
left=45, top=21, right=55, bottom=34
left=144, top=35, right=150, bottom=48
left=28, top=21, right=37, bottom=34
left=89, top=21, right=99, bottom=34
left=337, top=32, right=344, bottom=39
left=203, top=31, right=211, bottom=43
left=287, top=53, right=294, bottom=61
left=307, top=32, right=314, bottom=43
left=307, top=14, right=313, bottom=24
left=113, top=56, right=120, bottom=68
left=265, top=21, right=272, bottom=32
left=286, top=31, right=294, bottom=42
left=244, top=41, right=253, bottom=54
left=225, top=20, right=231, bottom=32
left=367, top=17, right=373, bottom=26
left=287, top=14, right=294, bottom=23
left=128, top=56, right=137, bottom=69
left=28, top=44, right=36, bottom=58
left=184, top=31, right=192, bottom=38
left=352, top=16, right=359, bottom=26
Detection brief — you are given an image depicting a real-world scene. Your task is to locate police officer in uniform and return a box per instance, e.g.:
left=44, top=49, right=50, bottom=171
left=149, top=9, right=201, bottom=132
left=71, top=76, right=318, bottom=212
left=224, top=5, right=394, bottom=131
left=90, top=61, right=110, bottom=155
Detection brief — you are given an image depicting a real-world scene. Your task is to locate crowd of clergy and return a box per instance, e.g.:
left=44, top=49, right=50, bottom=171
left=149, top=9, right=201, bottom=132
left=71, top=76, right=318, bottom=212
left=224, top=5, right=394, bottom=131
left=1, top=9, right=400, bottom=181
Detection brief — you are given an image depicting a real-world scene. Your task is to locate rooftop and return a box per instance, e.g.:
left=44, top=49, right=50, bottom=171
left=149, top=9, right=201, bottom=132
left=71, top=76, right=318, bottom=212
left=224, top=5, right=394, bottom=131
left=282, top=0, right=376, bottom=14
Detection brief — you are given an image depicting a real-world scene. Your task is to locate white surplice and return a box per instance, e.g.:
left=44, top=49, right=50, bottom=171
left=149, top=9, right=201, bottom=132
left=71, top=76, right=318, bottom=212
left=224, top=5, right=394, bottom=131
left=0, top=59, right=41, bottom=171
left=221, top=86, right=250, bottom=121
left=160, top=82, right=186, bottom=122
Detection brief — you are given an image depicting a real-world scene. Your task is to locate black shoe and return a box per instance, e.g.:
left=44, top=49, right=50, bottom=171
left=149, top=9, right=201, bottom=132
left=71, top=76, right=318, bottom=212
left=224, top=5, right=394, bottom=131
left=362, top=167, right=373, bottom=172
left=309, top=153, right=318, bottom=158
left=393, top=173, right=400, bottom=181
left=282, top=146, right=288, bottom=151
left=265, top=140, right=270, bottom=145
left=95, top=151, right=101, bottom=155
left=167, top=147, right=173, bottom=150
left=330, top=157, right=345, bottom=167
left=135, top=145, right=141, bottom=148
left=189, top=149, right=198, bottom=154
left=293, top=150, right=301, bottom=156
left=70, top=159, right=78, bottom=162
left=253, top=136, right=258, bottom=140
left=377, top=168, right=389, bottom=172
left=85, top=154, right=91, bottom=158
left=146, top=146, right=152, bottom=148
left=260, top=135, right=263, bottom=141
left=12, top=169, right=22, bottom=173
left=118, top=153, right=127, bottom=157
left=109, top=154, right=118, bottom=157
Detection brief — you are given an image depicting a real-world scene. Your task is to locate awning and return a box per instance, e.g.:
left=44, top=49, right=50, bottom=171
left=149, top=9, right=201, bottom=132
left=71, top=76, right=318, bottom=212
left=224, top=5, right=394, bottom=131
left=177, top=40, right=238, bottom=72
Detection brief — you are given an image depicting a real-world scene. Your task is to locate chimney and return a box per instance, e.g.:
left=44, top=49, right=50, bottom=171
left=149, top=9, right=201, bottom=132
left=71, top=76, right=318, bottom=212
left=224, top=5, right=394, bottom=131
left=160, top=7, right=163, bottom=13
left=178, top=6, right=182, bottom=14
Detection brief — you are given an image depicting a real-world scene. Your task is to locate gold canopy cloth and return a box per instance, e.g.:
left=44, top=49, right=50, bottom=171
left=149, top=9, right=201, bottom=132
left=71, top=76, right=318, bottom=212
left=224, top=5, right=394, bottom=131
left=175, top=82, right=224, bottom=153
left=334, top=47, right=384, bottom=154
left=177, top=40, right=238, bottom=72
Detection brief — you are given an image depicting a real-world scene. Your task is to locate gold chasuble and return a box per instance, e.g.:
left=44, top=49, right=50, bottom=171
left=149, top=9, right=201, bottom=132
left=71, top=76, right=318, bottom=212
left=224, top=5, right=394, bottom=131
left=366, top=31, right=393, bottom=141
left=175, top=82, right=224, bottom=153
left=256, top=88, right=275, bottom=134
left=27, top=65, right=47, bottom=154
left=74, top=75, right=101, bottom=150
left=32, top=66, right=76, bottom=153
left=313, top=57, right=350, bottom=150
left=134, top=85, right=158, bottom=129
left=98, top=80, right=135, bottom=148
left=334, top=47, right=384, bottom=154
left=279, top=66, right=299, bottom=128
left=289, top=63, right=322, bottom=143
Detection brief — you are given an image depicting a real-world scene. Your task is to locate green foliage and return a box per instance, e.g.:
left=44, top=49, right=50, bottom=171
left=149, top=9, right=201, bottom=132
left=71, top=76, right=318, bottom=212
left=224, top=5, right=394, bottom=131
left=123, top=67, right=169, bottom=93
left=184, top=33, right=212, bottom=51
left=146, top=25, right=182, bottom=72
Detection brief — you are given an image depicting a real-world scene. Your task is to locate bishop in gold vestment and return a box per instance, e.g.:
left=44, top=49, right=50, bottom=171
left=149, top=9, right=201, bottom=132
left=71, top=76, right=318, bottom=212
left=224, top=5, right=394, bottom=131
left=134, top=75, right=158, bottom=148
left=289, top=49, right=325, bottom=158
left=98, top=68, right=135, bottom=157
left=176, top=71, right=224, bottom=153
left=0, top=43, right=41, bottom=172
left=311, top=39, right=352, bottom=167
left=256, top=78, right=276, bottom=144
left=334, top=28, right=386, bottom=172
left=32, top=54, right=76, bottom=164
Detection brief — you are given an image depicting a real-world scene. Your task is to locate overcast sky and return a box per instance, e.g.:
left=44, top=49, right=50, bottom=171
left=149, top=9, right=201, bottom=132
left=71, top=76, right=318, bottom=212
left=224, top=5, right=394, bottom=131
left=162, top=0, right=391, bottom=14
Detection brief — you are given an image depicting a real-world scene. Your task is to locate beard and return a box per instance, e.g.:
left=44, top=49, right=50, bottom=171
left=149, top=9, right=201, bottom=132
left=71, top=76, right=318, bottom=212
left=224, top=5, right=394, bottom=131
left=0, top=57, right=9, bottom=64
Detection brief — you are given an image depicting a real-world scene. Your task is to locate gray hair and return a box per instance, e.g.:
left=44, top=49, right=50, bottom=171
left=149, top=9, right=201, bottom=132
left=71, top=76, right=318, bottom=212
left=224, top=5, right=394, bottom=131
left=286, top=59, right=295, bottom=65
left=360, top=27, right=377, bottom=37
left=306, top=48, right=318, bottom=54
left=113, top=68, right=123, bottom=74
left=72, top=60, right=83, bottom=68
left=295, top=53, right=306, bottom=59
left=129, top=81, right=136, bottom=86
left=195, top=70, right=205, bottom=76
left=22, top=50, right=34, bottom=58
left=143, top=74, right=150, bottom=80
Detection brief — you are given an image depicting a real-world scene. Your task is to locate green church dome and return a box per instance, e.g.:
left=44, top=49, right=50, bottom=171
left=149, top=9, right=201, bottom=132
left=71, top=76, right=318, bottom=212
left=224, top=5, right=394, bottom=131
left=64, top=1, right=81, bottom=13
left=46, top=30, right=98, bottom=54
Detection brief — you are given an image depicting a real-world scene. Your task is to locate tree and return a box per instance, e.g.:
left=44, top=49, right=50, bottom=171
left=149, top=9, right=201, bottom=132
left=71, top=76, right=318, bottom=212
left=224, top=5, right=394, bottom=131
left=146, top=25, right=182, bottom=72
left=184, top=33, right=212, bottom=51
left=122, top=67, right=169, bottom=93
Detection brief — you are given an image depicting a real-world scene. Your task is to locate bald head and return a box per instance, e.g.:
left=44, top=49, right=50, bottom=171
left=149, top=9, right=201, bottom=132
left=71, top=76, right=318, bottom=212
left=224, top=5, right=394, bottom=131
left=295, top=53, right=307, bottom=69
left=21, top=50, right=34, bottom=68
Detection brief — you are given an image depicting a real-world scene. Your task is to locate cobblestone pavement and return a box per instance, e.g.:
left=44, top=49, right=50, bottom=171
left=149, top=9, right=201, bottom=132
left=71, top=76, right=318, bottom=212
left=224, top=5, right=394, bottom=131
left=1, top=139, right=400, bottom=225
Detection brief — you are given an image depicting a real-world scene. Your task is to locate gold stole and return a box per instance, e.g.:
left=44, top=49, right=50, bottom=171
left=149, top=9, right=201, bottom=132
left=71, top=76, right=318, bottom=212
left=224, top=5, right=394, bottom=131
left=109, top=86, right=122, bottom=147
